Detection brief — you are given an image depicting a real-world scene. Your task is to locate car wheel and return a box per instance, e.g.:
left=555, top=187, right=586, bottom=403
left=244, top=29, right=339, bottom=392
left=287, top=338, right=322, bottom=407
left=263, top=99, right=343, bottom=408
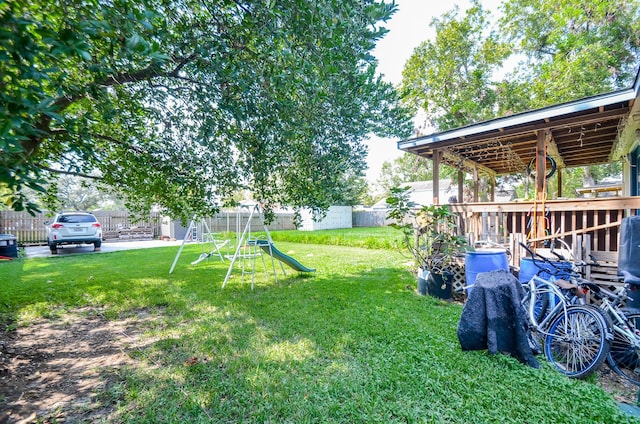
left=94, top=240, right=101, bottom=251
left=49, top=243, right=57, bottom=254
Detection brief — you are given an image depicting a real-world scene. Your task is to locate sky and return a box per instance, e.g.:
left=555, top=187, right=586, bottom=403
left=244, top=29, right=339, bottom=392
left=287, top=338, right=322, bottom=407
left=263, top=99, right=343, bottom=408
left=365, top=0, right=502, bottom=183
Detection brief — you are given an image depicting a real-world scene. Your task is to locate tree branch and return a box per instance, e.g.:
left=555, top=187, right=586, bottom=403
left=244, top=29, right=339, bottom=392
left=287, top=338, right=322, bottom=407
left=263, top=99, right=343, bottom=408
left=232, top=0, right=252, bottom=15
left=168, top=53, right=196, bottom=77
left=40, top=165, right=103, bottom=181
left=26, top=56, right=199, bottom=162
left=90, top=133, right=147, bottom=155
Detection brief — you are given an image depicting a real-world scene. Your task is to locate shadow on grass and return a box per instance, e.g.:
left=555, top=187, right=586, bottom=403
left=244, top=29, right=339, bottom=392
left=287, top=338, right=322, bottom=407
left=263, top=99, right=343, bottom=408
left=0, top=244, right=629, bottom=423
left=115, top=263, right=462, bottom=422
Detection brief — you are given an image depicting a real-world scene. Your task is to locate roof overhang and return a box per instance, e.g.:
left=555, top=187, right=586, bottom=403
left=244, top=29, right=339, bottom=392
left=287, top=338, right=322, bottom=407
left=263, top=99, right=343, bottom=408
left=399, top=73, right=640, bottom=177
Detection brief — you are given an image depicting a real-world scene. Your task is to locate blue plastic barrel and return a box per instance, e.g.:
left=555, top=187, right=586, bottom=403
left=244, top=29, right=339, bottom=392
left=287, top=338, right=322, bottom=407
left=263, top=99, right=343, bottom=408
left=465, top=250, right=509, bottom=295
left=518, top=258, right=572, bottom=283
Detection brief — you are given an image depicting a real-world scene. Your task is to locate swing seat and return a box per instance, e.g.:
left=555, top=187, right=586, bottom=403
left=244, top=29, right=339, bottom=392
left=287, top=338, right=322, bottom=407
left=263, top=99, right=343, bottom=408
left=191, top=253, right=210, bottom=265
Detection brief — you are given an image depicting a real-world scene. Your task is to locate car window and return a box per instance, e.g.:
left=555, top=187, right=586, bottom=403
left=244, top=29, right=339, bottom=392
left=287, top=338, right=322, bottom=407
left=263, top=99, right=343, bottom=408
left=57, top=214, right=97, bottom=224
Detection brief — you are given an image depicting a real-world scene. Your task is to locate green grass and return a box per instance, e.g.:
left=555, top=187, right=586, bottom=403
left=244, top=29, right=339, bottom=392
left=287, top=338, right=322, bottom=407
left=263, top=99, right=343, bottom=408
left=0, top=233, right=637, bottom=423
left=265, top=227, right=404, bottom=250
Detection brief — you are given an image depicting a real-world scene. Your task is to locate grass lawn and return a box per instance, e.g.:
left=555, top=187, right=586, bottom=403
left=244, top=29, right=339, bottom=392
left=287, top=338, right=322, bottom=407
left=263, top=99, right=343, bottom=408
left=0, top=229, right=637, bottom=423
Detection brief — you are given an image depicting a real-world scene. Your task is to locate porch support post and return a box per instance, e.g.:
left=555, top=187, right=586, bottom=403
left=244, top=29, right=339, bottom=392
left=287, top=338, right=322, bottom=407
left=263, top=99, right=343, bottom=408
left=536, top=130, right=546, bottom=197
left=557, top=168, right=563, bottom=198
left=473, top=167, right=479, bottom=202
left=433, top=149, right=440, bottom=205
left=490, top=175, right=496, bottom=202
left=458, top=169, right=464, bottom=203
left=534, top=131, right=547, bottom=242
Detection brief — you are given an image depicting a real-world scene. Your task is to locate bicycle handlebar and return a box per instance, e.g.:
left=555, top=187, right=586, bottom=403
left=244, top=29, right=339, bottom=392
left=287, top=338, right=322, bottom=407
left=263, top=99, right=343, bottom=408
left=550, top=249, right=565, bottom=261
left=520, top=243, right=636, bottom=307
left=574, top=277, right=633, bottom=304
left=519, top=242, right=564, bottom=275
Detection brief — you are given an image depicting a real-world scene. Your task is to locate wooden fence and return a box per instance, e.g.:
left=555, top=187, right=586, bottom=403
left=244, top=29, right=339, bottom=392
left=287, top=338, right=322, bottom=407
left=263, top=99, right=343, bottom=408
left=352, top=210, right=391, bottom=227
left=0, top=210, right=299, bottom=245
left=0, top=211, right=164, bottom=245
left=164, top=212, right=296, bottom=241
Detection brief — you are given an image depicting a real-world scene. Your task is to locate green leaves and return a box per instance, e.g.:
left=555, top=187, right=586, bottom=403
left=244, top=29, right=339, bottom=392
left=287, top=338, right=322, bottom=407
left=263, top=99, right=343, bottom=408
left=386, top=186, right=469, bottom=272
left=1, top=0, right=411, bottom=218
left=400, top=0, right=640, bottom=131
left=400, top=1, right=511, bottom=131
left=499, top=0, right=640, bottom=106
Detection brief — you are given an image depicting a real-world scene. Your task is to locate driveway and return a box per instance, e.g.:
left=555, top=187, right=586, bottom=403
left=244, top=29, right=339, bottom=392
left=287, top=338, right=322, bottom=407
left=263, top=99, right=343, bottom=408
left=24, top=239, right=184, bottom=258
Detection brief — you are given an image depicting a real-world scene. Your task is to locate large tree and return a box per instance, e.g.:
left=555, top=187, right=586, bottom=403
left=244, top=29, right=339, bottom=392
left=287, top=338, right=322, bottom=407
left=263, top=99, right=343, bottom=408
left=374, top=154, right=432, bottom=194
left=1, top=0, right=412, bottom=219
left=397, top=0, right=639, bottom=197
left=400, top=0, right=511, bottom=131
left=401, top=0, right=640, bottom=130
left=498, top=0, right=640, bottom=109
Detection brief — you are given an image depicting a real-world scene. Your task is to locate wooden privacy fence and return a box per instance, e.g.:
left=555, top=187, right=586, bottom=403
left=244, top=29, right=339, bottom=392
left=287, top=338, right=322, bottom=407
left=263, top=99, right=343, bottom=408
left=164, top=211, right=296, bottom=241
left=0, top=211, right=163, bottom=245
left=0, top=210, right=298, bottom=245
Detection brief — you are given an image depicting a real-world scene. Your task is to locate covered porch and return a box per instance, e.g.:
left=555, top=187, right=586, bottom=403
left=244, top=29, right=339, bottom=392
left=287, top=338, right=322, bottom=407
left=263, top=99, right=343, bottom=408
left=398, top=71, right=640, bottom=291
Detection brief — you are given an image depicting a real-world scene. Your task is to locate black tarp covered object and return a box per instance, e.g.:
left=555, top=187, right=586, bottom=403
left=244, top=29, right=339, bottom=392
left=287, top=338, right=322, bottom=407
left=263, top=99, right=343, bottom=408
left=457, top=269, right=539, bottom=368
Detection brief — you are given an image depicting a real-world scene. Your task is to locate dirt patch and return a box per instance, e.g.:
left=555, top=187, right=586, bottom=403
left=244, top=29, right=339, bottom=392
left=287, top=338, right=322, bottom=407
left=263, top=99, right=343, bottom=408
left=596, top=366, right=640, bottom=405
left=0, top=307, right=639, bottom=423
left=0, top=308, right=156, bottom=424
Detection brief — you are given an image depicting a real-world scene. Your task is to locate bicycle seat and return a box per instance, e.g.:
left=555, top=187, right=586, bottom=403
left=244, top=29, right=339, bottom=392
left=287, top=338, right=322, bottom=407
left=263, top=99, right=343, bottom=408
left=554, top=279, right=577, bottom=290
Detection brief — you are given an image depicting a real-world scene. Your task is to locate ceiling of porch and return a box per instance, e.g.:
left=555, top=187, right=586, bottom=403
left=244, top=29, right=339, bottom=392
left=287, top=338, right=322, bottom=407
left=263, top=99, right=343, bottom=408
left=398, top=84, right=640, bottom=177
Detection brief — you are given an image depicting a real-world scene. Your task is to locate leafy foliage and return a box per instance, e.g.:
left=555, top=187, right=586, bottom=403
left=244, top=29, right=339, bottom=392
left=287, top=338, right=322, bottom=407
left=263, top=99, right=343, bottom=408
left=400, top=0, right=511, bottom=131
left=396, top=0, right=637, bottom=194
left=375, top=154, right=432, bottom=194
left=386, top=186, right=469, bottom=273
left=0, top=0, right=412, bottom=219
left=373, top=154, right=467, bottom=202
left=401, top=0, right=640, bottom=131
left=499, top=0, right=640, bottom=107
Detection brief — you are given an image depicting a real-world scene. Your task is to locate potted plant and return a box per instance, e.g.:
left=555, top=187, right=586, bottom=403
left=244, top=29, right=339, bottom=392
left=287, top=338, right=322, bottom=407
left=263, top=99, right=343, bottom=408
left=387, top=187, right=470, bottom=299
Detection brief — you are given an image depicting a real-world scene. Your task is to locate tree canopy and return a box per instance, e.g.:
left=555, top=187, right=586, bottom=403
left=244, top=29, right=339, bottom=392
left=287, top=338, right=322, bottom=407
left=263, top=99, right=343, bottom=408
left=401, top=1, right=511, bottom=131
left=400, top=0, right=640, bottom=132
left=499, top=0, right=640, bottom=107
left=1, top=0, right=413, bottom=218
left=387, top=0, right=640, bottom=198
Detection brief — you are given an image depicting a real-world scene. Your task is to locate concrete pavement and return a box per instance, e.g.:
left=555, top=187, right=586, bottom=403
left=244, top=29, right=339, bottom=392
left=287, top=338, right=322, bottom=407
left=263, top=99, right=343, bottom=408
left=24, top=239, right=184, bottom=258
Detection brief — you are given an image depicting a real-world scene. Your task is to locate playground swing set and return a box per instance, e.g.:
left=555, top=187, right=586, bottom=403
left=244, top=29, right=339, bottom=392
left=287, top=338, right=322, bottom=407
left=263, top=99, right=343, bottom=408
left=169, top=202, right=315, bottom=288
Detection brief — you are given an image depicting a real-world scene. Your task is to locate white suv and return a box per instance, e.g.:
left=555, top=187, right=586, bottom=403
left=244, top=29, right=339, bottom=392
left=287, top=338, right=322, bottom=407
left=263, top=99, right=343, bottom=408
left=45, top=212, right=103, bottom=254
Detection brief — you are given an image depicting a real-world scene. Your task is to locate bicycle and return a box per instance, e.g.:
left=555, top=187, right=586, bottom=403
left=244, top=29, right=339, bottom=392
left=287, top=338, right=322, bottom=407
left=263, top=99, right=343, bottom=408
left=572, top=279, right=640, bottom=385
left=519, top=243, right=612, bottom=379
left=519, top=242, right=640, bottom=385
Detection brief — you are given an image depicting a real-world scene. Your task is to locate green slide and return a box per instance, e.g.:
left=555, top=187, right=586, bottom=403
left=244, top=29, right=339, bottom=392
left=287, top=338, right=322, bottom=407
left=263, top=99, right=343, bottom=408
left=255, top=239, right=316, bottom=273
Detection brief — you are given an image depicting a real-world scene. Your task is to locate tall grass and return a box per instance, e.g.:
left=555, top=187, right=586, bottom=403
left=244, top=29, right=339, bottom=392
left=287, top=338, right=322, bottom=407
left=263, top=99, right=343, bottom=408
left=0, top=236, right=636, bottom=423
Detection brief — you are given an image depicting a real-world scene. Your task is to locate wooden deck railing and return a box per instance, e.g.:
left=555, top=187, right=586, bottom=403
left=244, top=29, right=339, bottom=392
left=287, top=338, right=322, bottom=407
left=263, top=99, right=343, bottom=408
left=449, top=197, right=640, bottom=289
left=449, top=197, right=640, bottom=252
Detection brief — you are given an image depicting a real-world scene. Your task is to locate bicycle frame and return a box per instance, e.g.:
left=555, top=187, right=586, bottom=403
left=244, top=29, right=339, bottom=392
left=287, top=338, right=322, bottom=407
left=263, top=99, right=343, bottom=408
left=523, top=274, right=569, bottom=336
left=518, top=241, right=615, bottom=378
left=590, top=284, right=640, bottom=348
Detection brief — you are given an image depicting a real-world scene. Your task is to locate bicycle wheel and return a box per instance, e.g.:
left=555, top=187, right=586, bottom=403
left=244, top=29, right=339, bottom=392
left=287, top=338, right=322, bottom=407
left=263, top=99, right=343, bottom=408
left=543, top=305, right=610, bottom=379
left=607, top=311, right=640, bottom=385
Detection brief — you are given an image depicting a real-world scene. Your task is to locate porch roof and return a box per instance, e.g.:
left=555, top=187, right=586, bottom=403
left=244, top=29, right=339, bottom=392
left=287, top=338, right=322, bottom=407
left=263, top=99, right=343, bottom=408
left=398, top=72, right=640, bottom=177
